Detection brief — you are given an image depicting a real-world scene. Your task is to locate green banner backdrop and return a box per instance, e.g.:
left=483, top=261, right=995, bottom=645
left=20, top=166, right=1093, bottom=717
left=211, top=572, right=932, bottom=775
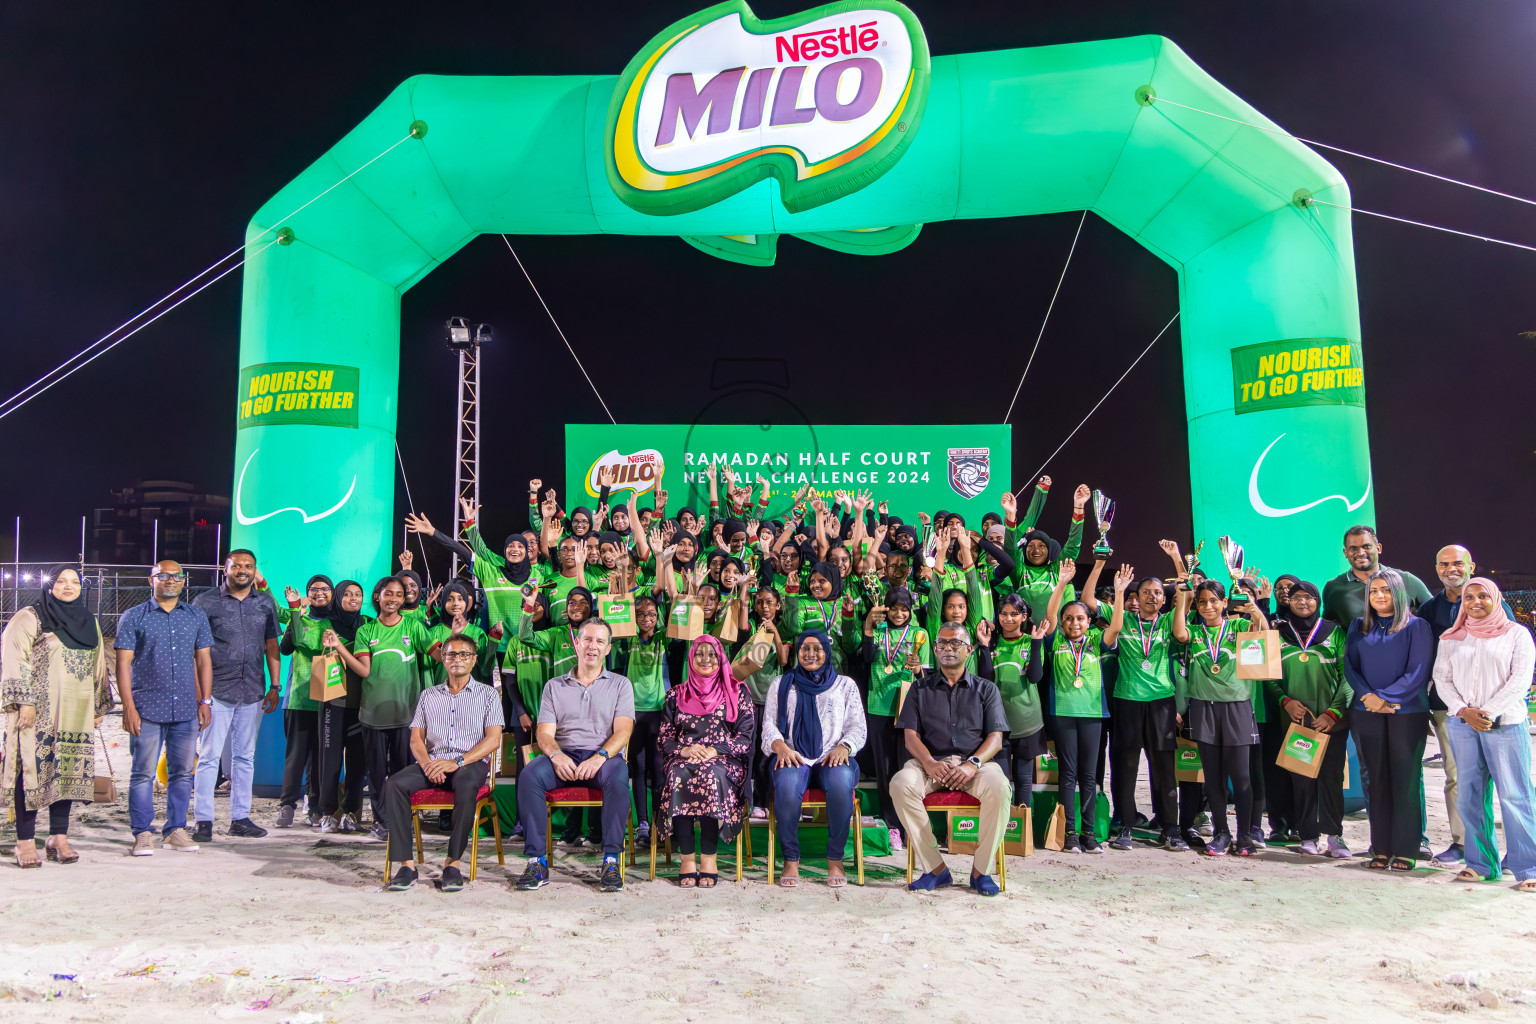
left=565, top=423, right=1011, bottom=524
left=232, top=0, right=1373, bottom=648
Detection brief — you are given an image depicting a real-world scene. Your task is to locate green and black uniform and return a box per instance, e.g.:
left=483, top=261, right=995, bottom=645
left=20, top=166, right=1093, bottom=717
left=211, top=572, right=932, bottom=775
left=979, top=632, right=1045, bottom=800
left=1044, top=626, right=1109, bottom=833
left=1105, top=611, right=1181, bottom=830
left=1178, top=617, right=1261, bottom=845
left=1267, top=620, right=1353, bottom=841
left=861, top=621, right=930, bottom=828
left=610, top=630, right=681, bottom=826
left=352, top=614, right=432, bottom=829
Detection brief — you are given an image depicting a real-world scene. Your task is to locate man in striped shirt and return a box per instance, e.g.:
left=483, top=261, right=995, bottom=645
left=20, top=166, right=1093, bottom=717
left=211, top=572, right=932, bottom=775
left=383, top=633, right=504, bottom=892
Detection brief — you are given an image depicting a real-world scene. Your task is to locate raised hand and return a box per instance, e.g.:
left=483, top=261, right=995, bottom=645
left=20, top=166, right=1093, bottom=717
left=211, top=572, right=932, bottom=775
left=458, top=496, right=480, bottom=523
left=647, top=527, right=664, bottom=551
left=398, top=550, right=413, bottom=570
left=654, top=487, right=668, bottom=508
left=1073, top=484, right=1091, bottom=510
left=706, top=463, right=719, bottom=484
left=976, top=618, right=995, bottom=647
left=1057, top=559, right=1077, bottom=585
left=284, top=585, right=304, bottom=607
left=1256, top=575, right=1273, bottom=600
left=1038, top=475, right=1051, bottom=489
left=404, top=511, right=436, bottom=536
left=1158, top=539, right=1180, bottom=557
left=597, top=465, right=614, bottom=488
left=874, top=523, right=889, bottom=545
left=1000, top=491, right=1017, bottom=518
left=1113, top=564, right=1134, bottom=593
left=529, top=478, right=542, bottom=493
left=426, top=584, right=443, bottom=608
left=661, top=521, right=677, bottom=543
left=878, top=500, right=888, bottom=516
left=917, top=512, right=931, bottom=527
left=1030, top=618, right=1053, bottom=640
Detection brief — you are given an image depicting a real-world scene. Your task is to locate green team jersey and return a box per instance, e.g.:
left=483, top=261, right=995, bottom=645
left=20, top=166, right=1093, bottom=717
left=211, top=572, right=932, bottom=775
left=991, top=634, right=1043, bottom=737
left=612, top=631, right=674, bottom=712
left=423, top=621, right=494, bottom=686
left=543, top=570, right=586, bottom=626
left=1177, top=618, right=1253, bottom=708
left=464, top=525, right=545, bottom=639
left=734, top=624, right=786, bottom=704
left=1264, top=623, right=1352, bottom=720
left=283, top=612, right=331, bottom=713
left=521, top=617, right=580, bottom=682
left=401, top=605, right=428, bottom=626
left=782, top=594, right=855, bottom=670
left=921, top=565, right=983, bottom=674
left=866, top=622, right=929, bottom=717
left=1047, top=627, right=1108, bottom=718
left=353, top=616, right=433, bottom=729
left=1108, top=612, right=1177, bottom=702
left=506, top=630, right=550, bottom=724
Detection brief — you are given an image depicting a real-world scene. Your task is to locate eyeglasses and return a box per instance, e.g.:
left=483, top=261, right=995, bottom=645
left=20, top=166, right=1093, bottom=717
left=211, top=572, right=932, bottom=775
left=442, top=651, right=477, bottom=661
left=151, top=572, right=187, bottom=582
left=933, top=639, right=971, bottom=651
left=308, top=584, right=332, bottom=593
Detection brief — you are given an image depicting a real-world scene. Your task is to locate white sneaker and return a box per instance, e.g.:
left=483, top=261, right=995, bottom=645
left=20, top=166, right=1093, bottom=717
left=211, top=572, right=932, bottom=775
left=163, top=828, right=200, bottom=853
left=338, top=813, right=360, bottom=833
left=317, top=816, right=339, bottom=834
left=131, top=832, right=156, bottom=857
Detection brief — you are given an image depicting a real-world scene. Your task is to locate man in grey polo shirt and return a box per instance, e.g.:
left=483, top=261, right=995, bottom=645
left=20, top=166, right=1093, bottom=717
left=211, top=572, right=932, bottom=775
left=516, top=618, right=635, bottom=893
left=382, top=634, right=504, bottom=892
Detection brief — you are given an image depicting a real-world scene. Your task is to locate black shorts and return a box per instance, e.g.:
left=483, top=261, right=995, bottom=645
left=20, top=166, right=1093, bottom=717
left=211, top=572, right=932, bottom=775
left=1109, top=695, right=1178, bottom=752
left=1186, top=698, right=1260, bottom=747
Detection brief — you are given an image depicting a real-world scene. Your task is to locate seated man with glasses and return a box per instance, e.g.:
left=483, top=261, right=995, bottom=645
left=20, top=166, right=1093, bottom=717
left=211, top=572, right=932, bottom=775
left=890, top=622, right=1011, bottom=895
left=516, top=618, right=635, bottom=893
left=382, top=633, right=503, bottom=892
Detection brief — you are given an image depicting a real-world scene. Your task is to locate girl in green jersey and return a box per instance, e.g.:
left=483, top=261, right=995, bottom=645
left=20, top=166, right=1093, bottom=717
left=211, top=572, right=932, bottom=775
left=1045, top=564, right=1113, bottom=854
left=862, top=587, right=932, bottom=850
left=731, top=587, right=792, bottom=818
left=610, top=596, right=683, bottom=843
left=423, top=581, right=493, bottom=685
left=977, top=593, right=1049, bottom=820
left=1171, top=578, right=1269, bottom=858
left=278, top=573, right=332, bottom=825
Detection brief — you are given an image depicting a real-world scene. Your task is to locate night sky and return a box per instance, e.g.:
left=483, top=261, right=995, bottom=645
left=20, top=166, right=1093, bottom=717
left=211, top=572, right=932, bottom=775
left=2, top=1, right=1532, bottom=587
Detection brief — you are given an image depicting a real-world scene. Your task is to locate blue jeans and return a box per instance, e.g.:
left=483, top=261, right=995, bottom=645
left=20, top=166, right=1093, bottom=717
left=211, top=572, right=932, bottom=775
left=516, top=749, right=629, bottom=858
left=1445, top=717, right=1536, bottom=882
left=130, top=719, right=199, bottom=837
left=772, top=762, right=858, bottom=862
left=194, top=698, right=264, bottom=822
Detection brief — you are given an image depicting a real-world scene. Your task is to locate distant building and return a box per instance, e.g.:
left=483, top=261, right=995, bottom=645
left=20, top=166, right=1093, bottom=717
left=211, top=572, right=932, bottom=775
left=90, top=480, right=228, bottom=565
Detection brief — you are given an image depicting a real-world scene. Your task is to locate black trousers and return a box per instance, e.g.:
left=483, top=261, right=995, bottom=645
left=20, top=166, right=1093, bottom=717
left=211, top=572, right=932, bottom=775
left=383, top=760, right=490, bottom=862
left=629, top=709, right=664, bottom=826
left=363, top=725, right=413, bottom=829
left=1110, top=700, right=1178, bottom=829
left=1197, top=741, right=1253, bottom=841
left=13, top=771, right=70, bottom=840
left=1289, top=720, right=1350, bottom=840
left=1053, top=717, right=1103, bottom=834
left=280, top=708, right=321, bottom=808
left=1261, top=717, right=1294, bottom=834
left=992, top=736, right=1038, bottom=803
left=1353, top=710, right=1428, bottom=859
left=749, top=701, right=773, bottom=811
left=318, top=702, right=365, bottom=817
left=673, top=814, right=720, bottom=855
left=862, top=712, right=902, bottom=828
left=1248, top=739, right=1268, bottom=836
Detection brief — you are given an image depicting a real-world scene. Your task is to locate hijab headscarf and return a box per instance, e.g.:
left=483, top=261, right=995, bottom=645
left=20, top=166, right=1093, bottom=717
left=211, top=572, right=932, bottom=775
left=1443, top=576, right=1518, bottom=642
left=777, top=629, right=839, bottom=758
left=396, top=570, right=423, bottom=609
left=722, top=517, right=748, bottom=545
left=502, top=534, right=532, bottom=585
left=327, top=579, right=365, bottom=643
left=675, top=634, right=740, bottom=723
left=29, top=564, right=97, bottom=650
left=1023, top=529, right=1062, bottom=566
left=434, top=580, right=475, bottom=626
left=892, top=524, right=919, bottom=553
left=566, top=586, right=595, bottom=624
left=885, top=586, right=914, bottom=610
left=570, top=506, right=593, bottom=534
left=809, top=561, right=844, bottom=601
left=305, top=573, right=335, bottom=619
left=1277, top=580, right=1322, bottom=645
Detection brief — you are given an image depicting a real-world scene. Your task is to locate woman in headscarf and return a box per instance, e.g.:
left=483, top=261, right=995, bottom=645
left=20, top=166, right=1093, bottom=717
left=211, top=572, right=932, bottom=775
left=277, top=574, right=334, bottom=828
left=1, top=565, right=110, bottom=866
left=657, top=635, right=756, bottom=887
left=1259, top=573, right=1305, bottom=843
left=1432, top=577, right=1536, bottom=891
left=1343, top=568, right=1433, bottom=871
left=424, top=580, right=493, bottom=684
left=396, top=569, right=427, bottom=625
left=1266, top=579, right=1353, bottom=858
left=761, top=630, right=867, bottom=887
left=1001, top=483, right=1089, bottom=623
left=314, top=580, right=369, bottom=834
left=729, top=586, right=792, bottom=821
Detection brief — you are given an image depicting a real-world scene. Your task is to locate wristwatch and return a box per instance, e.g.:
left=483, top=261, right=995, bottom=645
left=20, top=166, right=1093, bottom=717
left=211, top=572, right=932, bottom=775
left=453, top=755, right=465, bottom=767
left=199, top=698, right=213, bottom=706
left=596, top=748, right=612, bottom=760
left=966, top=755, right=983, bottom=769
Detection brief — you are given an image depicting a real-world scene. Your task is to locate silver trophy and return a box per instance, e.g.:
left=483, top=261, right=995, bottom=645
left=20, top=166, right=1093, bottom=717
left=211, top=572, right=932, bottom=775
left=1218, top=535, right=1257, bottom=601
left=1091, top=489, right=1115, bottom=558
left=1168, top=540, right=1204, bottom=590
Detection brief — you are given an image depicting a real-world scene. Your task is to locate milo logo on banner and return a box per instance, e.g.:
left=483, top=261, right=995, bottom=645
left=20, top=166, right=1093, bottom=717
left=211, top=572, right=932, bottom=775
left=1287, top=734, right=1321, bottom=764
left=606, top=0, right=929, bottom=215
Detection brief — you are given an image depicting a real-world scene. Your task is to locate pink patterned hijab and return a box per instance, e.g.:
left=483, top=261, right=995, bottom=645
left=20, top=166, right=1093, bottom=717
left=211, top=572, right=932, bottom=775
left=674, top=634, right=740, bottom=723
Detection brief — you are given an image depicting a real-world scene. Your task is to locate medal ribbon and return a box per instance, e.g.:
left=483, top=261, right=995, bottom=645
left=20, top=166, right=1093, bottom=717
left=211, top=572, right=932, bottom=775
left=1201, top=619, right=1229, bottom=664
left=1068, top=636, right=1089, bottom=679
left=883, top=622, right=912, bottom=664
left=1298, top=619, right=1322, bottom=653
left=1134, top=614, right=1157, bottom=660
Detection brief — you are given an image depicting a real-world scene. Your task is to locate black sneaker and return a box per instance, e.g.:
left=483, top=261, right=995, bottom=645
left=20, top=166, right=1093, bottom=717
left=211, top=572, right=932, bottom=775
left=1235, top=841, right=1258, bottom=857
left=1062, top=831, right=1083, bottom=854
left=192, top=821, right=213, bottom=844
left=1267, top=828, right=1289, bottom=845
left=1145, top=816, right=1165, bottom=833
left=1163, top=829, right=1191, bottom=852
left=229, top=818, right=268, bottom=838
left=1181, top=827, right=1205, bottom=850
left=1134, top=812, right=1150, bottom=828
left=1247, top=827, right=1268, bottom=849
left=1203, top=832, right=1233, bottom=857
left=1081, top=830, right=1103, bottom=854
left=385, top=866, right=417, bottom=891
left=1109, top=826, right=1135, bottom=851
left=438, top=866, right=465, bottom=892
left=436, top=810, right=453, bottom=833
left=516, top=859, right=549, bottom=891
left=599, top=858, right=624, bottom=892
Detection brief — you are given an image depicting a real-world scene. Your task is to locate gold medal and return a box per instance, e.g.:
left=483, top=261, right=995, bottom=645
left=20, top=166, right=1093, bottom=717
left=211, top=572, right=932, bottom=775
left=1074, top=677, right=1084, bottom=688
left=1299, top=652, right=1310, bottom=663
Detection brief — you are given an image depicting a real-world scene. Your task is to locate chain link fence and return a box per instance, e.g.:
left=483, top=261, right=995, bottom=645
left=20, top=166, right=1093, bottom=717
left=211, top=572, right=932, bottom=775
left=0, top=563, right=224, bottom=643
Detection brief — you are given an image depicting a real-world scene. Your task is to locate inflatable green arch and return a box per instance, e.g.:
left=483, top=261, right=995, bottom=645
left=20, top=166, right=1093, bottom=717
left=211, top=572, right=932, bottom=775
left=234, top=5, right=1370, bottom=599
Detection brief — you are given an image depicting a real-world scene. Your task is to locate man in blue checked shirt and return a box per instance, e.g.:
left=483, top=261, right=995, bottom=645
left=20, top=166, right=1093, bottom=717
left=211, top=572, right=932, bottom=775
left=115, top=560, right=214, bottom=856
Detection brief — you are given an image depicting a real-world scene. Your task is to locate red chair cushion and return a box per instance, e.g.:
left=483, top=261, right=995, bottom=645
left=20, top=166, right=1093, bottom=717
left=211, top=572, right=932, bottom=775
left=802, top=789, right=828, bottom=805
left=546, top=786, right=604, bottom=803
left=410, top=785, right=491, bottom=805
left=923, top=791, right=982, bottom=809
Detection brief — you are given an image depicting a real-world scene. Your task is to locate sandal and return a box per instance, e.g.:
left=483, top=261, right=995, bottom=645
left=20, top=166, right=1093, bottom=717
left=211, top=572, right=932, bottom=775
left=697, top=872, right=718, bottom=888
left=1366, top=855, right=1390, bottom=871
left=777, top=873, right=799, bottom=888
left=826, top=873, right=847, bottom=888
left=45, top=839, right=79, bottom=865
left=1455, top=868, right=1483, bottom=883
left=1388, top=857, right=1414, bottom=872
left=13, top=843, right=40, bottom=869
left=1516, top=879, right=1536, bottom=893
left=677, top=872, right=699, bottom=888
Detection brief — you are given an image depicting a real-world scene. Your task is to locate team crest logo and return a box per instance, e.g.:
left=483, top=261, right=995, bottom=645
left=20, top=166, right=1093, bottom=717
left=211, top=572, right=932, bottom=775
left=947, top=447, right=989, bottom=499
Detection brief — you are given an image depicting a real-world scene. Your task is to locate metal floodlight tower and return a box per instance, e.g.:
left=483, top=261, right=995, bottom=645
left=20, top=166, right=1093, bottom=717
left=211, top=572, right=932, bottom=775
left=446, top=317, right=490, bottom=578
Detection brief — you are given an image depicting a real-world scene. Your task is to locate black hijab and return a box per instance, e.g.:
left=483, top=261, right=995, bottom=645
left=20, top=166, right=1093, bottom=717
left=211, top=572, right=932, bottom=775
left=809, top=561, right=844, bottom=601
left=29, top=564, right=97, bottom=650
left=1278, top=580, right=1323, bottom=644
left=397, top=569, right=424, bottom=609
left=1023, top=529, right=1062, bottom=566
left=502, top=534, right=533, bottom=585
left=566, top=586, right=595, bottom=624
left=892, top=524, right=919, bottom=553
left=305, top=574, right=334, bottom=620
left=326, top=579, right=365, bottom=642
left=570, top=506, right=593, bottom=535
left=434, top=580, right=475, bottom=627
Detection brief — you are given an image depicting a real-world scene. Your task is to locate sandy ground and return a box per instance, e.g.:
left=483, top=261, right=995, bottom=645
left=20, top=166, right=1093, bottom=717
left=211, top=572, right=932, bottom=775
left=3, top=715, right=1536, bottom=1023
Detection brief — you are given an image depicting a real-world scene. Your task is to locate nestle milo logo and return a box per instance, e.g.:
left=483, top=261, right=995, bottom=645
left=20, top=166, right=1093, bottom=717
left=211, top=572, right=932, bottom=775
left=1288, top=736, right=1319, bottom=761
left=952, top=815, right=979, bottom=837
left=605, top=0, right=929, bottom=216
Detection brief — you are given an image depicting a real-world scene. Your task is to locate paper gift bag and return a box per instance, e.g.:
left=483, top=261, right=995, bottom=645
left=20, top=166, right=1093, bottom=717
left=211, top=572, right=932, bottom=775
left=715, top=597, right=742, bottom=644
left=1175, top=737, right=1204, bottom=783
left=1004, top=804, right=1034, bottom=857
left=1035, top=741, right=1060, bottom=785
left=1276, top=721, right=1330, bottom=778
left=1043, top=803, right=1067, bottom=851
left=600, top=594, right=636, bottom=638
left=1234, top=629, right=1283, bottom=680
left=308, top=652, right=347, bottom=703
left=667, top=594, right=704, bottom=640
left=947, top=809, right=983, bottom=854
